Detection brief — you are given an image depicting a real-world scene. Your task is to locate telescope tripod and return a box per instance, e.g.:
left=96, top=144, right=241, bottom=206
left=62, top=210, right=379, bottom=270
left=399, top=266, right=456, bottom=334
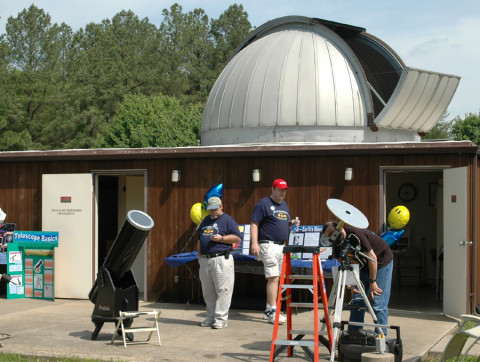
left=327, top=261, right=381, bottom=362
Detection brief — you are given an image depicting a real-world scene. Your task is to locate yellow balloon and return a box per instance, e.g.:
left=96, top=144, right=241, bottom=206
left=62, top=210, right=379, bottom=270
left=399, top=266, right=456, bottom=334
left=190, top=202, right=208, bottom=225
left=388, top=205, right=410, bottom=229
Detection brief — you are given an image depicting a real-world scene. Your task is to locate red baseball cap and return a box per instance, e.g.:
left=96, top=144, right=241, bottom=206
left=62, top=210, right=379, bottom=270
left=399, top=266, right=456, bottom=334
left=272, top=179, right=289, bottom=189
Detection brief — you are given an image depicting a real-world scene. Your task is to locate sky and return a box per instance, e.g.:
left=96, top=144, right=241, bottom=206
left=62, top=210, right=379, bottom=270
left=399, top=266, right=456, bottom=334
left=1, top=0, right=478, bottom=120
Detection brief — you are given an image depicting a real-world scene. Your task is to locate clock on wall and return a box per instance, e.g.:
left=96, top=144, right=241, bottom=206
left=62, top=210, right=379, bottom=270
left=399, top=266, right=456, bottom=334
left=398, top=183, right=416, bottom=202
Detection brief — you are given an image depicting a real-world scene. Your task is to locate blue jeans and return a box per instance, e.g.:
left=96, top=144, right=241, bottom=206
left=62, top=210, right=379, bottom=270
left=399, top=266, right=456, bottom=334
left=349, top=259, right=393, bottom=335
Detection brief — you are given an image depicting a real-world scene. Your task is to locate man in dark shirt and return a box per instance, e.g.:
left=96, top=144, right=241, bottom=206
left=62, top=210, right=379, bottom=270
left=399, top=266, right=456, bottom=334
left=250, top=179, right=300, bottom=324
left=323, top=221, right=393, bottom=335
left=197, top=196, right=241, bottom=329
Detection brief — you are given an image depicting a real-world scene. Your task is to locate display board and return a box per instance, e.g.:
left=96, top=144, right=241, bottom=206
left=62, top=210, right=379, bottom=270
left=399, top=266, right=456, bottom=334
left=231, top=224, right=332, bottom=260
left=288, top=225, right=332, bottom=260
left=0, top=223, right=16, bottom=254
left=7, top=231, right=59, bottom=300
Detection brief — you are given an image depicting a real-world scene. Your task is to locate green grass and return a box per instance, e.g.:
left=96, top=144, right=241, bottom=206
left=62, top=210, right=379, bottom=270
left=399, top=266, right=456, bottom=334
left=0, top=353, right=112, bottom=362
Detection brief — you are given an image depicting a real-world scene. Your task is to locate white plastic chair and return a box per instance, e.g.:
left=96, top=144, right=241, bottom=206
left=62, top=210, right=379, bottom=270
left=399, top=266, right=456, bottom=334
left=440, top=314, right=480, bottom=361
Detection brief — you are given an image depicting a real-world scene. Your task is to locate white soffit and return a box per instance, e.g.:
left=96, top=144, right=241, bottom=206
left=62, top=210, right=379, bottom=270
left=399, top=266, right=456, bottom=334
left=374, top=67, right=460, bottom=132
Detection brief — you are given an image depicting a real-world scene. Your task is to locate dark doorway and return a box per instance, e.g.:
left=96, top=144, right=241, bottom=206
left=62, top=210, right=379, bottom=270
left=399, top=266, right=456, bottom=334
left=97, top=176, right=119, bottom=266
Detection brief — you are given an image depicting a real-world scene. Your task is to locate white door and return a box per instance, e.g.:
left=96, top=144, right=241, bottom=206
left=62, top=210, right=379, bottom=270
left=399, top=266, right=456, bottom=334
left=42, top=174, right=93, bottom=299
left=443, top=167, right=469, bottom=317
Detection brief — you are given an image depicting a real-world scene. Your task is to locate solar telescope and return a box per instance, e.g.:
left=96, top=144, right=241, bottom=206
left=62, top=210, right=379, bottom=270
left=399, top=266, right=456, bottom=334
left=88, top=210, right=154, bottom=340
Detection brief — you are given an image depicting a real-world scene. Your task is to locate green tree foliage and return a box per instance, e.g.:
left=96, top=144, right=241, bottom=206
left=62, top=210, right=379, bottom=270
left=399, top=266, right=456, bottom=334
left=1, top=5, right=74, bottom=150
left=95, top=93, right=203, bottom=148
left=0, top=4, right=252, bottom=150
left=423, top=113, right=453, bottom=140
left=209, top=4, right=251, bottom=72
left=451, top=112, right=480, bottom=145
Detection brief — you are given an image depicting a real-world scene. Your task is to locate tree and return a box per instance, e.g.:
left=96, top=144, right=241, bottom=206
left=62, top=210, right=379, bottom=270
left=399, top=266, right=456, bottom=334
left=209, top=4, right=252, bottom=73
left=157, top=4, right=213, bottom=103
left=451, top=112, right=480, bottom=145
left=1, top=5, right=74, bottom=150
left=423, top=112, right=453, bottom=140
left=66, top=10, right=160, bottom=148
left=95, top=93, right=203, bottom=148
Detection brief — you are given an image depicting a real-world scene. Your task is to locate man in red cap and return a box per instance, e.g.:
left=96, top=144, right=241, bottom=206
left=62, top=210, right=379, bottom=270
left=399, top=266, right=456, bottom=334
left=250, top=179, right=300, bottom=324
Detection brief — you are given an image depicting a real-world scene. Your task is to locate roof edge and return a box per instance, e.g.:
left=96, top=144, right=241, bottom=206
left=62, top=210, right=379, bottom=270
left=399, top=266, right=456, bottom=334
left=0, top=141, right=477, bottom=162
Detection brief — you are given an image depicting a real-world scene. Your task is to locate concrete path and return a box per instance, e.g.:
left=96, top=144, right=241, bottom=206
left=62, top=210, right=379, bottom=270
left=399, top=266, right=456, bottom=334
left=0, top=298, right=463, bottom=361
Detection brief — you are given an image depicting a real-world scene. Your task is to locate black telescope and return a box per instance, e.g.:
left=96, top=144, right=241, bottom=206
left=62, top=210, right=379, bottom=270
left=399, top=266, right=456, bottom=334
left=88, top=210, right=154, bottom=340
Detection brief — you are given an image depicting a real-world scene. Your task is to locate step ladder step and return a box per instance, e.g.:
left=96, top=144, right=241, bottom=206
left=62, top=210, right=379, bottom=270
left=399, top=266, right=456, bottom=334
left=289, top=275, right=314, bottom=280
left=275, top=339, right=315, bottom=347
left=289, top=302, right=326, bottom=308
left=281, top=284, right=314, bottom=289
left=290, top=329, right=329, bottom=335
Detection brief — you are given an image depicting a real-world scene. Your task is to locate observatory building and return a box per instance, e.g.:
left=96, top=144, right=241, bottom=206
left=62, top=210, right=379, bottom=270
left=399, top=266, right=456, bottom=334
left=202, top=16, right=460, bottom=145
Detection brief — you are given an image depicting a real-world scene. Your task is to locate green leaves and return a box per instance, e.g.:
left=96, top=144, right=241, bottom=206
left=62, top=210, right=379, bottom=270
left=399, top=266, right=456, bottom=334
left=452, top=112, right=480, bottom=145
left=96, top=93, right=203, bottom=148
left=0, top=4, right=252, bottom=150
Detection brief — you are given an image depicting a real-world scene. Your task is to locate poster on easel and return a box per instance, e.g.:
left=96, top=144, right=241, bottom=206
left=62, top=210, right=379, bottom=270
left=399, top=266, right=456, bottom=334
left=7, top=231, right=58, bottom=300
left=6, top=245, right=25, bottom=298
left=288, top=225, right=333, bottom=260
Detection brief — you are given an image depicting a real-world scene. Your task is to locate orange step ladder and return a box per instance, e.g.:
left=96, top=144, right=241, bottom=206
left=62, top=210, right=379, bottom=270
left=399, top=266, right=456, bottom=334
left=269, top=245, right=333, bottom=361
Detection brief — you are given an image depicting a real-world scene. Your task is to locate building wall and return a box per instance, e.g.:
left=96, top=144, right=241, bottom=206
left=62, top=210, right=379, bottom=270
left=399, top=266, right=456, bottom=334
left=0, top=150, right=476, bottom=308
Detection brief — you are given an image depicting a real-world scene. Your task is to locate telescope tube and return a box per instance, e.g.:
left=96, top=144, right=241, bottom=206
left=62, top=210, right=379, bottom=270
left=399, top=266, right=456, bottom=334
left=103, top=210, right=154, bottom=279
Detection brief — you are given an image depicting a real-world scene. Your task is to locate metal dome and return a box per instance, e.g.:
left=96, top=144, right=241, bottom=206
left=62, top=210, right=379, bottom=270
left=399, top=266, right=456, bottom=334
left=201, top=16, right=460, bottom=146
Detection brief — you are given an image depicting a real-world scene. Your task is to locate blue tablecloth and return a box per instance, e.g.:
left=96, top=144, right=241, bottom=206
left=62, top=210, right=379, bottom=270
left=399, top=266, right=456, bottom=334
left=0, top=252, right=6, bottom=265
left=165, top=251, right=339, bottom=273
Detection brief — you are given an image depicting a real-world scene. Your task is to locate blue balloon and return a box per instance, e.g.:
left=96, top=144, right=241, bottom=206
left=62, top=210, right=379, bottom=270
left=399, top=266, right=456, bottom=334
left=380, top=229, right=405, bottom=246
left=204, top=183, right=223, bottom=205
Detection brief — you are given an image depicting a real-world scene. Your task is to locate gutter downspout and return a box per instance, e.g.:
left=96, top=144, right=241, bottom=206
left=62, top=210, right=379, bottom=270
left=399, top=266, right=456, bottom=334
left=472, top=153, right=478, bottom=313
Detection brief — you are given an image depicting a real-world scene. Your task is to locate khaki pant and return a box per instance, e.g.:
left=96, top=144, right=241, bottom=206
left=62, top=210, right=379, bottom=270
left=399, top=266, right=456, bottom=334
left=199, top=255, right=235, bottom=324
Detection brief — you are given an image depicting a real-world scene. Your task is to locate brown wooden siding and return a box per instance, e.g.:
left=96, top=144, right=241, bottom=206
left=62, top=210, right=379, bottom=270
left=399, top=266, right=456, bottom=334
left=0, top=147, right=478, bottom=309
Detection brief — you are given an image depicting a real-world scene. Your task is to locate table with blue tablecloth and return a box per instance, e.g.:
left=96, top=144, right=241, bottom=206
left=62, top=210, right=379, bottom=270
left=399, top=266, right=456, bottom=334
left=165, top=251, right=339, bottom=274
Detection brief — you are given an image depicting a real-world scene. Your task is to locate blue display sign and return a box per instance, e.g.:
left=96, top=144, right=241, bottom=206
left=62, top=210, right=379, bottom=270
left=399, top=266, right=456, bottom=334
left=13, top=231, right=59, bottom=245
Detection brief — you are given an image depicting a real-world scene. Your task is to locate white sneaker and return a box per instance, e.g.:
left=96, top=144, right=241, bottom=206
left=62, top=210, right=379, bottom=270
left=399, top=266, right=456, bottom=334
left=211, top=321, right=228, bottom=329
left=199, top=319, right=213, bottom=327
left=263, top=309, right=286, bottom=324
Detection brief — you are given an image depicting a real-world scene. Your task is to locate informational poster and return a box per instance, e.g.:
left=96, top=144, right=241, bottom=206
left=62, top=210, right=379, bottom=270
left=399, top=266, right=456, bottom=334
left=231, top=224, right=331, bottom=260
left=24, top=247, right=55, bottom=299
left=288, top=225, right=332, bottom=260
left=232, top=224, right=251, bottom=255
left=6, top=244, right=25, bottom=299
left=7, top=231, right=58, bottom=300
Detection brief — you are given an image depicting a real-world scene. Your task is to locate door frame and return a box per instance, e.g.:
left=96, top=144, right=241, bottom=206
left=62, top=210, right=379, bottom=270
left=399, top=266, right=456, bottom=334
left=379, top=165, right=449, bottom=228
left=92, top=169, right=148, bottom=299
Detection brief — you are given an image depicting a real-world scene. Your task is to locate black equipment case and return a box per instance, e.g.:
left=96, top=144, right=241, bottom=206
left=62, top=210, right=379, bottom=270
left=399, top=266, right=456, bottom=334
left=337, top=324, right=403, bottom=362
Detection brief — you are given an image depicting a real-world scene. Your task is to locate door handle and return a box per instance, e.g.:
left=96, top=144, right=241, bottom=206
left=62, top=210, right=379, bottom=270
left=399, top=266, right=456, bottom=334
left=459, top=240, right=473, bottom=246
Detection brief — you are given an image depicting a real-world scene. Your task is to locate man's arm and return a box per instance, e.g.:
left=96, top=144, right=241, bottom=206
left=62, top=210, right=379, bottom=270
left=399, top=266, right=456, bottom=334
left=365, top=249, right=383, bottom=297
left=250, top=221, right=260, bottom=256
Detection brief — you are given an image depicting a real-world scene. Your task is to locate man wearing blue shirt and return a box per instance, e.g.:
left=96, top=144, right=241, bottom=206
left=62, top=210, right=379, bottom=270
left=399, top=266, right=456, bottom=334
left=197, top=196, right=241, bottom=329
left=250, top=179, right=300, bottom=324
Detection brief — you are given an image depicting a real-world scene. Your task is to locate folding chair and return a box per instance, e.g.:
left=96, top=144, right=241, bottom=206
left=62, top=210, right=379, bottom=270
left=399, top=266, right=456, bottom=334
left=111, top=309, right=161, bottom=348
left=440, top=314, right=480, bottom=361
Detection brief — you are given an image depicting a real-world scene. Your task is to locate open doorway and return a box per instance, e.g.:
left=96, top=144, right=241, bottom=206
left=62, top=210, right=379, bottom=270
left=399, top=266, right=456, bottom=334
left=95, top=171, right=146, bottom=300
left=382, top=168, right=444, bottom=312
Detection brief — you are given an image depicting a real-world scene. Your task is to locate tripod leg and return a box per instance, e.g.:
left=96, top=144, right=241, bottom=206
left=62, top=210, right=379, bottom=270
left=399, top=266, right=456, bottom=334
left=330, top=269, right=348, bottom=362
left=350, top=269, right=377, bottom=323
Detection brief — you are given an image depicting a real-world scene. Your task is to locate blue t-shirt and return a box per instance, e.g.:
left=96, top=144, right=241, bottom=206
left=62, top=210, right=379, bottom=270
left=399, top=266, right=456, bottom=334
left=198, top=213, right=241, bottom=254
left=251, top=196, right=290, bottom=242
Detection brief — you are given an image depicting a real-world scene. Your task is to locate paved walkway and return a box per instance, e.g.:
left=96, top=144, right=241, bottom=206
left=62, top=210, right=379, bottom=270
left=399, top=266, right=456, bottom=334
left=0, top=298, right=465, bottom=361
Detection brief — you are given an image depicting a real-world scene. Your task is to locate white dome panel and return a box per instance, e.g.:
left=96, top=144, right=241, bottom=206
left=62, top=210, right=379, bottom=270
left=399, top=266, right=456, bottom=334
left=202, top=23, right=372, bottom=145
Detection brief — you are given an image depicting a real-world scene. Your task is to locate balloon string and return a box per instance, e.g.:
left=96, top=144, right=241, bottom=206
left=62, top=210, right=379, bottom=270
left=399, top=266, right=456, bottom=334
left=180, top=224, right=200, bottom=254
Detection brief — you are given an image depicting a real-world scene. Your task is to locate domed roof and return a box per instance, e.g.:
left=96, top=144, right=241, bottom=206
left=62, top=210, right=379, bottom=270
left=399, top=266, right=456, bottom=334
left=201, top=17, right=460, bottom=146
